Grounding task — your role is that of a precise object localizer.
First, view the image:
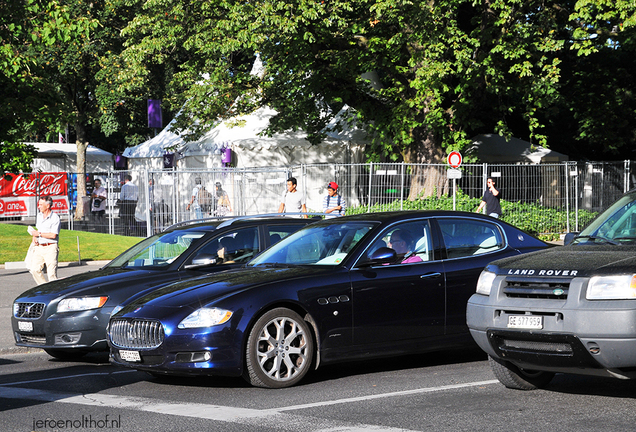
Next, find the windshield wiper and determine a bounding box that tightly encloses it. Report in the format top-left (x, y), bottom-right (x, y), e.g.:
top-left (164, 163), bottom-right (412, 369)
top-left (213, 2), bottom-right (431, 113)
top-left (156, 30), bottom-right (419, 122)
top-left (613, 236), bottom-right (636, 242)
top-left (574, 235), bottom-right (619, 245)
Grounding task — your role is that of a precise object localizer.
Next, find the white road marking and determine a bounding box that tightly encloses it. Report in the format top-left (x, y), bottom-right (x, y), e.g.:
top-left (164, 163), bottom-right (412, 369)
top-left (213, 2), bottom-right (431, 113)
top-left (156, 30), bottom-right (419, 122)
top-left (0, 378), bottom-right (498, 431)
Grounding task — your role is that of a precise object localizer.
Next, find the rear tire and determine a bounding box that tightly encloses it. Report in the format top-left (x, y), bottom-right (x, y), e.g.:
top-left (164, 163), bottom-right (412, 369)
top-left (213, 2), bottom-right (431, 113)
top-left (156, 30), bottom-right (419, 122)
top-left (44, 349), bottom-right (88, 360)
top-left (244, 308), bottom-right (314, 388)
top-left (489, 356), bottom-right (554, 390)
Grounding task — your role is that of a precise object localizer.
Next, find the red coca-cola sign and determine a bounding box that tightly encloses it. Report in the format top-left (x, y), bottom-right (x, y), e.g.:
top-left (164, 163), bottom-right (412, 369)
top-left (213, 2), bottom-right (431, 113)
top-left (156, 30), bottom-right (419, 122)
top-left (0, 173), bottom-right (68, 198)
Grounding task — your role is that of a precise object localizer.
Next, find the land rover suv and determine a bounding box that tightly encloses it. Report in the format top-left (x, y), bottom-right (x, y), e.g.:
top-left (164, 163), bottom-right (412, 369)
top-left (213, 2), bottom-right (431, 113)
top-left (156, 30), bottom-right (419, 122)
top-left (467, 189), bottom-right (636, 390)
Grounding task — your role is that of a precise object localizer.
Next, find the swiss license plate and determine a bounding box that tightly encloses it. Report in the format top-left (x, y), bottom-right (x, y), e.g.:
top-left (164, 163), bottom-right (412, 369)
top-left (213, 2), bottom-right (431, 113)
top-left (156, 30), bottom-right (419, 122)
top-left (119, 350), bottom-right (141, 362)
top-left (18, 321), bottom-right (33, 332)
top-left (507, 315), bottom-right (543, 329)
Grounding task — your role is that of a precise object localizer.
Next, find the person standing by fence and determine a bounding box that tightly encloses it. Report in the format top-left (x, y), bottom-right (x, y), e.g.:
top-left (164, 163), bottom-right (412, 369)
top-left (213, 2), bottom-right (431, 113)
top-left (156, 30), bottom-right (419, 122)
top-left (214, 182), bottom-right (232, 217)
top-left (278, 177), bottom-right (307, 216)
top-left (476, 177), bottom-right (502, 218)
top-left (119, 174), bottom-right (138, 231)
top-left (186, 177), bottom-right (204, 219)
top-left (323, 181), bottom-right (346, 217)
top-left (29, 195), bottom-right (61, 285)
top-left (91, 178), bottom-right (107, 232)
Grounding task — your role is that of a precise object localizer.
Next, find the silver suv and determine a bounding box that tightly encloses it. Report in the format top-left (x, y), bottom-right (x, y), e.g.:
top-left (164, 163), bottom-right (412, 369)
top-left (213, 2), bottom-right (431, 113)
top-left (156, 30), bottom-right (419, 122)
top-left (467, 190), bottom-right (636, 389)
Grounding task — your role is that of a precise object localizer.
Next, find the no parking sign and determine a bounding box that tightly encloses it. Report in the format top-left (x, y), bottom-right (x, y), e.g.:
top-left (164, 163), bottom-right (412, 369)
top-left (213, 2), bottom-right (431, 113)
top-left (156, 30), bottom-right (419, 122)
top-left (447, 151), bottom-right (462, 168)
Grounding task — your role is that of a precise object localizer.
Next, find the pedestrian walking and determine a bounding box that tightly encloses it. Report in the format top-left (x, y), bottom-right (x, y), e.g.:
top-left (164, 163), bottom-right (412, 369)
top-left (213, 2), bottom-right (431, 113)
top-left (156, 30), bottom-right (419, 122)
top-left (29, 195), bottom-right (61, 285)
top-left (476, 177), bottom-right (502, 218)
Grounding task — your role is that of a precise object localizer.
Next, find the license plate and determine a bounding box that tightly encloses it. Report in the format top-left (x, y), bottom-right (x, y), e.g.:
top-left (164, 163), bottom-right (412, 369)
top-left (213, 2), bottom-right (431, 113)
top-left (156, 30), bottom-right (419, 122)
top-left (119, 350), bottom-right (141, 362)
top-left (18, 321), bottom-right (33, 332)
top-left (507, 315), bottom-right (543, 329)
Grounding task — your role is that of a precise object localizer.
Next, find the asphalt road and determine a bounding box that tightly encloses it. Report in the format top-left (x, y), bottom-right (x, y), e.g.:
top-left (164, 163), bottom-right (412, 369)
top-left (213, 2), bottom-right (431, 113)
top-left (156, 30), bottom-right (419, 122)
top-left (0, 262), bottom-right (108, 354)
top-left (3, 259), bottom-right (636, 432)
top-left (2, 347), bottom-right (636, 432)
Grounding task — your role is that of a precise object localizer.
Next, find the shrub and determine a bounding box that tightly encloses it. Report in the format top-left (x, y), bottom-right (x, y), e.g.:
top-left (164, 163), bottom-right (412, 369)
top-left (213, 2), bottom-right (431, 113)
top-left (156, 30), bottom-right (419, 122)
top-left (346, 192), bottom-right (597, 240)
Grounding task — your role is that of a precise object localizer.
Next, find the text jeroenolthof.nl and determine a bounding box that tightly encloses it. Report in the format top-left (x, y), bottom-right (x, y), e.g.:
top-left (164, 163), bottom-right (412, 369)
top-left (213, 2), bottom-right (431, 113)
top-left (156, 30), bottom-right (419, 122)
top-left (33, 414), bottom-right (121, 430)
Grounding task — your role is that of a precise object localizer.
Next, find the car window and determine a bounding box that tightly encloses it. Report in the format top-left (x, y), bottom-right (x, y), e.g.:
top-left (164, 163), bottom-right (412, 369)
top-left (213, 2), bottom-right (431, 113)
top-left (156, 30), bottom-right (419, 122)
top-left (192, 227), bottom-right (260, 265)
top-left (108, 231), bottom-right (207, 268)
top-left (267, 224), bottom-right (306, 244)
top-left (250, 222), bottom-right (376, 266)
top-left (368, 220), bottom-right (433, 264)
top-left (438, 218), bottom-right (504, 259)
top-left (580, 194), bottom-right (636, 242)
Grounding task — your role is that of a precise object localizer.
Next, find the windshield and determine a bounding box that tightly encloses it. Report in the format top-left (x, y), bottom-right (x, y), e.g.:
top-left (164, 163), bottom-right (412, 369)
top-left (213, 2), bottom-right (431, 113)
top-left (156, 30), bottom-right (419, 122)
top-left (107, 230), bottom-right (207, 269)
top-left (577, 192), bottom-right (636, 244)
top-left (249, 221), bottom-right (376, 266)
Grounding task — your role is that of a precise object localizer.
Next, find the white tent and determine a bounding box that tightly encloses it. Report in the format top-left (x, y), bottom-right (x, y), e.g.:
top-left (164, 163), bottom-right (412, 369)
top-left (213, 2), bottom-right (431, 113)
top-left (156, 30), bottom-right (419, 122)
top-left (122, 104), bottom-right (367, 170)
top-left (469, 134), bottom-right (568, 163)
top-left (28, 143), bottom-right (114, 173)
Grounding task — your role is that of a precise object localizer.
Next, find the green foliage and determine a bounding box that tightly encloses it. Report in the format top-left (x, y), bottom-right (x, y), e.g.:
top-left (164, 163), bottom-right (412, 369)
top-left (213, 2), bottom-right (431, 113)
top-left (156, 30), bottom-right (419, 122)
top-left (346, 192), bottom-right (598, 240)
top-left (0, 143), bottom-right (38, 174)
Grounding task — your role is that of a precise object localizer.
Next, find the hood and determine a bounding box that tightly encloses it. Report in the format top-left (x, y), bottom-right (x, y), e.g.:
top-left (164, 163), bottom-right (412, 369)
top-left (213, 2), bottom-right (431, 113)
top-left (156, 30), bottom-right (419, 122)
top-left (14, 268), bottom-right (181, 302)
top-left (491, 245), bottom-right (636, 278)
top-left (120, 266), bottom-right (324, 312)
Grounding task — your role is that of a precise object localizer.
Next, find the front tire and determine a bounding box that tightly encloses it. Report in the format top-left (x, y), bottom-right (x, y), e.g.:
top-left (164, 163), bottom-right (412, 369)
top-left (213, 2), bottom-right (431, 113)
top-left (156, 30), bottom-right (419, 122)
top-left (489, 356), bottom-right (554, 390)
top-left (244, 308), bottom-right (314, 388)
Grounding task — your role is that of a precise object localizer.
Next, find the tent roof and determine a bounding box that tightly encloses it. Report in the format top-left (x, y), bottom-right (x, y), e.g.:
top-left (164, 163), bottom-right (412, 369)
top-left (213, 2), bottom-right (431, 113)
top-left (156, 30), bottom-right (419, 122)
top-left (27, 142), bottom-right (113, 161)
top-left (123, 105), bottom-right (367, 159)
top-left (469, 134), bottom-right (568, 163)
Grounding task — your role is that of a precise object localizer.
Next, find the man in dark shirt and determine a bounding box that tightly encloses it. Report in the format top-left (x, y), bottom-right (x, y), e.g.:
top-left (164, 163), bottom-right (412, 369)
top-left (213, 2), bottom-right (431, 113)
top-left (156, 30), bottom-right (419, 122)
top-left (476, 177), bottom-right (502, 218)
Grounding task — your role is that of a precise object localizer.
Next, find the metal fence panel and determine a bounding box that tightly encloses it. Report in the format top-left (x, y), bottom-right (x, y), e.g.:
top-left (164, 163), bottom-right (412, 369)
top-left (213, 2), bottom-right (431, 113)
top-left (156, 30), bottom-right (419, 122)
top-left (10, 160), bottom-right (636, 239)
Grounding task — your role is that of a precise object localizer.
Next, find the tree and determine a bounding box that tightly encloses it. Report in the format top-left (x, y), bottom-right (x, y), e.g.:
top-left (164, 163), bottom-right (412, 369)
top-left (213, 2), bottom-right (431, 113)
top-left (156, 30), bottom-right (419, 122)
top-left (109, 0), bottom-right (636, 193)
top-left (8, 0), bottom-right (150, 218)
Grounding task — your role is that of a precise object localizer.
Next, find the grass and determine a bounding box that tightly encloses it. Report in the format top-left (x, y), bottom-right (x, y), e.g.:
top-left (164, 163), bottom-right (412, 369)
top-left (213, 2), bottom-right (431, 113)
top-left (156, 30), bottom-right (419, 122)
top-left (0, 223), bottom-right (142, 264)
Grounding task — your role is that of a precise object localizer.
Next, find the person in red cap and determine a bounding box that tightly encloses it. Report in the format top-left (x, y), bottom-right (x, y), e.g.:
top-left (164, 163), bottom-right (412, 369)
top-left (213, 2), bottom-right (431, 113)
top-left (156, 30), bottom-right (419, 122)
top-left (323, 181), bottom-right (346, 218)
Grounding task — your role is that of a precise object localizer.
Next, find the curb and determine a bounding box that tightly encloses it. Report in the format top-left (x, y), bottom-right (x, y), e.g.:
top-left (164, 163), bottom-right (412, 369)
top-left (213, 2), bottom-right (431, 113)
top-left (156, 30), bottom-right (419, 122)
top-left (1, 260), bottom-right (110, 270)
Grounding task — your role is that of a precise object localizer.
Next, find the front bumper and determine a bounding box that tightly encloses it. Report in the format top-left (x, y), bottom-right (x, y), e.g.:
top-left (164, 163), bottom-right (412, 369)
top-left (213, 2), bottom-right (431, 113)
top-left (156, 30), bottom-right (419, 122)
top-left (12, 308), bottom-right (111, 352)
top-left (467, 277), bottom-right (636, 378)
top-left (108, 322), bottom-right (244, 377)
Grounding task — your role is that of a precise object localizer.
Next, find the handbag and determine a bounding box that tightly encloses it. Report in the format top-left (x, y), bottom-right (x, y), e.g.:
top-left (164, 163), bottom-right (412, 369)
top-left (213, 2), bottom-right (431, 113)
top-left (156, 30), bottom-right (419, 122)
top-left (93, 198), bottom-right (104, 207)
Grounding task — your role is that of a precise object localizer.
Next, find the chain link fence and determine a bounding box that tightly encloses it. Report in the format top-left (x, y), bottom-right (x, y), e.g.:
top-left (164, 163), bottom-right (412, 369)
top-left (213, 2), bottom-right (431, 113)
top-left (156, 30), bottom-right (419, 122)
top-left (9, 161), bottom-right (634, 239)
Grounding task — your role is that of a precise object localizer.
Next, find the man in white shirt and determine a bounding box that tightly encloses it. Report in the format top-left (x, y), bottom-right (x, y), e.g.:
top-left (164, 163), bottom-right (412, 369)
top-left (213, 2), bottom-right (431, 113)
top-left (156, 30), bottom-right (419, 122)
top-left (91, 178), bottom-right (107, 231)
top-left (30, 195), bottom-right (61, 285)
top-left (278, 177), bottom-right (307, 216)
top-left (186, 177), bottom-right (204, 219)
top-left (119, 174), bottom-right (138, 230)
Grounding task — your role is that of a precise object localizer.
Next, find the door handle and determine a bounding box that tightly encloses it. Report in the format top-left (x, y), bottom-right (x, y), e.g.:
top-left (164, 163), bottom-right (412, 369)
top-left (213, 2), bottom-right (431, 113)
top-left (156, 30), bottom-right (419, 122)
top-left (420, 272), bottom-right (442, 279)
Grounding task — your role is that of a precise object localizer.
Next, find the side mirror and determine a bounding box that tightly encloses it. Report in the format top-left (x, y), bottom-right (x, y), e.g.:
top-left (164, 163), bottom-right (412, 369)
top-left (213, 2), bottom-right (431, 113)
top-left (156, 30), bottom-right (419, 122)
top-left (563, 232), bottom-right (579, 246)
top-left (358, 247), bottom-right (398, 267)
top-left (184, 254), bottom-right (218, 269)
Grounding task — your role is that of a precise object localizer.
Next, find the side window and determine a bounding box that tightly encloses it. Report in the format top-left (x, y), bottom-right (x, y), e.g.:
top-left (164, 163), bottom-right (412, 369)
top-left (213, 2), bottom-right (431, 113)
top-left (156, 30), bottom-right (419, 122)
top-left (193, 227), bottom-right (259, 265)
top-left (437, 219), bottom-right (504, 259)
top-left (267, 224), bottom-right (305, 245)
top-left (368, 220), bottom-right (433, 264)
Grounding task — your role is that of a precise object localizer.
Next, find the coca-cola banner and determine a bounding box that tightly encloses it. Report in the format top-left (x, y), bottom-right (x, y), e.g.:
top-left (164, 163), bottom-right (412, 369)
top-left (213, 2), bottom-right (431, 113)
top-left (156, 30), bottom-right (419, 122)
top-left (0, 173), bottom-right (70, 217)
top-left (0, 172), bottom-right (68, 198)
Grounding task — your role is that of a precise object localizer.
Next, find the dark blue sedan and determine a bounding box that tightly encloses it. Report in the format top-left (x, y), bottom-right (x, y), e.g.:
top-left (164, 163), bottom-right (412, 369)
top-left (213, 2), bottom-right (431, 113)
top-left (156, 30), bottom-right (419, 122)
top-left (12, 216), bottom-right (311, 359)
top-left (108, 211), bottom-right (550, 388)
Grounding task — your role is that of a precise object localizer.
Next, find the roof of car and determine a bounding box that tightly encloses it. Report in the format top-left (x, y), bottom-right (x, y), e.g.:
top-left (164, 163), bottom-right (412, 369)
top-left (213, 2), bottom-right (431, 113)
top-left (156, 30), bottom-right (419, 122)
top-left (167, 213), bottom-right (319, 233)
top-left (323, 210), bottom-right (506, 223)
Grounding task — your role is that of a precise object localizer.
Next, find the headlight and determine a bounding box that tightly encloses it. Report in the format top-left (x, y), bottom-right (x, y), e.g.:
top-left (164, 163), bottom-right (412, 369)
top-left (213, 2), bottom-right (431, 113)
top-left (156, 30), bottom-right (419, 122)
top-left (476, 270), bottom-right (497, 296)
top-left (57, 297), bottom-right (108, 313)
top-left (178, 308), bottom-right (233, 329)
top-left (587, 275), bottom-right (636, 300)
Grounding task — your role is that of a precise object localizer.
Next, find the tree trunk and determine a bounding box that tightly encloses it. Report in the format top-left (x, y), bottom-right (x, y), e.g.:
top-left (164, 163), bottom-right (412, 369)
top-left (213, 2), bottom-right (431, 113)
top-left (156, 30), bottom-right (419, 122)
top-left (74, 121), bottom-right (89, 220)
top-left (404, 127), bottom-right (449, 200)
